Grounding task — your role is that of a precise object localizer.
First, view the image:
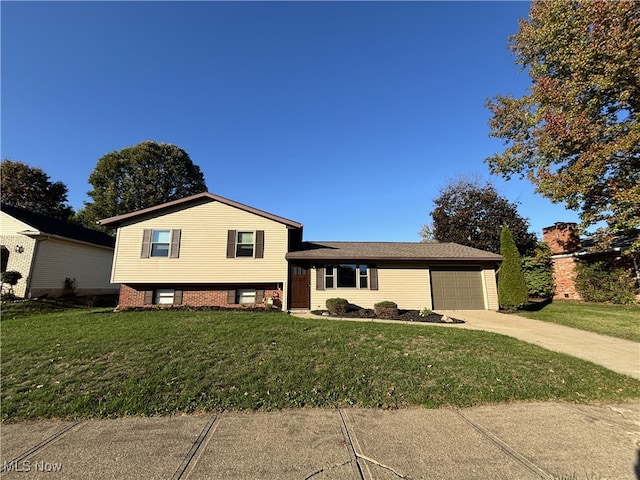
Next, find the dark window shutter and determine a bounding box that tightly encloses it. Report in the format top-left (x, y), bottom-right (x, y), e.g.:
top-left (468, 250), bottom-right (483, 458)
top-left (143, 290), bottom-right (153, 304)
top-left (255, 289), bottom-right (264, 304)
top-left (227, 289), bottom-right (236, 304)
top-left (141, 229), bottom-right (152, 258)
top-left (169, 229), bottom-right (181, 258)
top-left (255, 230), bottom-right (265, 258)
top-left (316, 267), bottom-right (325, 291)
top-left (369, 265), bottom-right (378, 291)
top-left (173, 289), bottom-right (183, 305)
top-left (227, 230), bottom-right (236, 258)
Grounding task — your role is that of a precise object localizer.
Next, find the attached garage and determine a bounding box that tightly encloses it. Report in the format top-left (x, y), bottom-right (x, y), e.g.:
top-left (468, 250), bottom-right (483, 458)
top-left (286, 242), bottom-right (502, 311)
top-left (430, 267), bottom-right (485, 310)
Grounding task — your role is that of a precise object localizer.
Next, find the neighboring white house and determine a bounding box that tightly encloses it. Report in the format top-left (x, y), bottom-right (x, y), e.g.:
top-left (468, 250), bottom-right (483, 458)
top-left (1, 203), bottom-right (118, 298)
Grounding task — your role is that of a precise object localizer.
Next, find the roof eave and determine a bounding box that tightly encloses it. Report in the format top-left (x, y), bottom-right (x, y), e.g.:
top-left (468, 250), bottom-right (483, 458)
top-left (285, 254), bottom-right (501, 262)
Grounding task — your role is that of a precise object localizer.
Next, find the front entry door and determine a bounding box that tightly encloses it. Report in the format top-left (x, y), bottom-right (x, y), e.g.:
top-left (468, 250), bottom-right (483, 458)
top-left (290, 264), bottom-right (310, 309)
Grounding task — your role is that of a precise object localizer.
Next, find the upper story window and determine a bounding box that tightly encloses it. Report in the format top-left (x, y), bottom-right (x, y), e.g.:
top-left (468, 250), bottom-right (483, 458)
top-left (236, 232), bottom-right (254, 257)
top-left (141, 229), bottom-right (181, 258)
top-left (226, 230), bottom-right (264, 259)
top-left (151, 230), bottom-right (171, 257)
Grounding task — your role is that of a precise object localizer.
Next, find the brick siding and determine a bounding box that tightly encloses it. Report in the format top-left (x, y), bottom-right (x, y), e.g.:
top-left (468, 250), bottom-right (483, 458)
top-left (118, 284), bottom-right (283, 309)
top-left (550, 256), bottom-right (582, 300)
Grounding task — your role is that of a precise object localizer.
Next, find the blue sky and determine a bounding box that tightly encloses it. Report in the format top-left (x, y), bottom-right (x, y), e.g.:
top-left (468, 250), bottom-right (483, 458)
top-left (2, 1), bottom-right (582, 242)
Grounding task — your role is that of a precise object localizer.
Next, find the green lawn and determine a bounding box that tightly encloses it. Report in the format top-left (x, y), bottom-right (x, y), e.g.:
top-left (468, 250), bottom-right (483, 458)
top-left (2, 308), bottom-right (639, 421)
top-left (517, 300), bottom-right (640, 342)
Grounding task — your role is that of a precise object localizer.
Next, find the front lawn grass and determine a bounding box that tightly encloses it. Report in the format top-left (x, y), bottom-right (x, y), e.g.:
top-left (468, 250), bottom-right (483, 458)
top-left (2, 309), bottom-right (639, 421)
top-left (517, 300), bottom-right (640, 342)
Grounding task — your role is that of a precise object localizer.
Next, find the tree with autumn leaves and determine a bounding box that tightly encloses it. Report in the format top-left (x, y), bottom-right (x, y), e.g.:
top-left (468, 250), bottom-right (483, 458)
top-left (487, 0), bottom-right (640, 251)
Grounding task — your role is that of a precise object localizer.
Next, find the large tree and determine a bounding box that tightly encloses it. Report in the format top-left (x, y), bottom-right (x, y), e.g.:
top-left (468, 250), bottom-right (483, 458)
top-left (486, 0), bottom-right (640, 250)
top-left (0, 159), bottom-right (74, 221)
top-left (79, 141), bottom-right (208, 226)
top-left (421, 178), bottom-right (538, 256)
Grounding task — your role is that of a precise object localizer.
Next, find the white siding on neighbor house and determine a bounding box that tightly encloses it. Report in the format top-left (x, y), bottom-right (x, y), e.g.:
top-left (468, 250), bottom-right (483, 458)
top-left (29, 238), bottom-right (117, 296)
top-left (111, 200), bottom-right (291, 306)
top-left (1, 212), bottom-right (38, 298)
top-left (310, 264), bottom-right (432, 311)
top-left (1, 212), bottom-right (32, 234)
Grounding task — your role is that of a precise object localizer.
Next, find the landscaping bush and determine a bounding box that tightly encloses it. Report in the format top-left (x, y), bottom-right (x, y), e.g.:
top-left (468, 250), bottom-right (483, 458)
top-left (575, 260), bottom-right (637, 304)
top-left (498, 224), bottom-right (528, 310)
top-left (522, 242), bottom-right (555, 298)
top-left (1, 271), bottom-right (22, 299)
top-left (326, 298), bottom-right (349, 315)
top-left (374, 301), bottom-right (398, 319)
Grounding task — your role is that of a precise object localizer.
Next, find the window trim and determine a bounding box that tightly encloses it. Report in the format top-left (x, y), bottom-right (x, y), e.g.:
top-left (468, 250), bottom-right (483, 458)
top-left (226, 230), bottom-right (265, 259)
top-left (145, 288), bottom-right (183, 306)
top-left (236, 231), bottom-right (255, 258)
top-left (141, 229), bottom-right (181, 258)
top-left (324, 264), bottom-right (371, 289)
top-left (151, 230), bottom-right (171, 257)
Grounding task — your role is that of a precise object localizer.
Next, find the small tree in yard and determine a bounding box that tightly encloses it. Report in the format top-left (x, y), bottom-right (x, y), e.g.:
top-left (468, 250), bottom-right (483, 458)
top-left (522, 242), bottom-right (555, 299)
top-left (1, 271), bottom-right (23, 299)
top-left (498, 224), bottom-right (528, 310)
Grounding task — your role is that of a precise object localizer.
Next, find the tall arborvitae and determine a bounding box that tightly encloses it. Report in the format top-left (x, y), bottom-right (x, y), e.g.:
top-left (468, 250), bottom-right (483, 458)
top-left (498, 224), bottom-right (528, 310)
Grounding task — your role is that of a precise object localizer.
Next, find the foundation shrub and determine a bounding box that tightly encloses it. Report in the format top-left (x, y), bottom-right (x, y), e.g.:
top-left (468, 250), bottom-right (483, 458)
top-left (374, 301), bottom-right (398, 319)
top-left (326, 298), bottom-right (349, 315)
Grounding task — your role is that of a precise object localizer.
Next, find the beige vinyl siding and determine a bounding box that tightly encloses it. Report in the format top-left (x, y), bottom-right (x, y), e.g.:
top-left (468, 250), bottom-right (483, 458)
top-left (483, 267), bottom-right (499, 310)
top-left (29, 238), bottom-right (116, 296)
top-left (311, 264), bottom-right (431, 310)
top-left (111, 201), bottom-right (291, 305)
top-left (0, 212), bottom-right (32, 234)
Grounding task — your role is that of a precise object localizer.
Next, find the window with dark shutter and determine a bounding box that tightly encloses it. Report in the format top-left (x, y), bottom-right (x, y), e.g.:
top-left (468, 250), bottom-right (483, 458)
top-left (369, 265), bottom-right (378, 291)
top-left (227, 230), bottom-right (236, 258)
top-left (143, 290), bottom-right (153, 304)
top-left (316, 267), bottom-right (325, 291)
top-left (169, 230), bottom-right (181, 258)
top-left (227, 289), bottom-right (236, 304)
top-left (255, 230), bottom-right (264, 258)
top-left (141, 230), bottom-right (152, 258)
top-left (173, 289), bottom-right (183, 305)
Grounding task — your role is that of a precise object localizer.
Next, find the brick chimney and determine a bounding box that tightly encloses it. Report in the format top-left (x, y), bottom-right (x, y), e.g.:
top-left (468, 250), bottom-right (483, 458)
top-left (542, 222), bottom-right (582, 254)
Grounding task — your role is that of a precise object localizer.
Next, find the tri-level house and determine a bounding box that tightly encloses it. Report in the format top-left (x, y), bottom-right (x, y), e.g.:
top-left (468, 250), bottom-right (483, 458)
top-left (100, 192), bottom-right (501, 311)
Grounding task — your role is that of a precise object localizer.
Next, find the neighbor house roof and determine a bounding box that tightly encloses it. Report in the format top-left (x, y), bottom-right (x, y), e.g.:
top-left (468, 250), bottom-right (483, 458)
top-left (286, 241), bottom-right (502, 262)
top-left (98, 192), bottom-right (303, 229)
top-left (1, 203), bottom-right (115, 249)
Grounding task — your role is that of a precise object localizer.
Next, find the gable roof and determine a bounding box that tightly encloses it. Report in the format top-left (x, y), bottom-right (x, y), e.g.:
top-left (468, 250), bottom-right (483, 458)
top-left (98, 192), bottom-right (303, 229)
top-left (286, 241), bottom-right (502, 262)
top-left (1, 203), bottom-right (115, 249)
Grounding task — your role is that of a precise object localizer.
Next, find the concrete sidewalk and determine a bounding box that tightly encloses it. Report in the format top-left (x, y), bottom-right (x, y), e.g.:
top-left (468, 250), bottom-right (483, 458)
top-left (2, 402), bottom-right (639, 479)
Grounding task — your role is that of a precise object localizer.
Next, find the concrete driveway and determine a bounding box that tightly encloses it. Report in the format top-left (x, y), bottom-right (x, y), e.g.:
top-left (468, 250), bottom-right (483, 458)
top-left (437, 309), bottom-right (640, 380)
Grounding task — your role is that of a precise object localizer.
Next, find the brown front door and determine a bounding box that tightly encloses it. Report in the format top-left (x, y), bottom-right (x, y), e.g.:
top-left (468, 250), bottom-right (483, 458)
top-left (290, 264), bottom-right (310, 309)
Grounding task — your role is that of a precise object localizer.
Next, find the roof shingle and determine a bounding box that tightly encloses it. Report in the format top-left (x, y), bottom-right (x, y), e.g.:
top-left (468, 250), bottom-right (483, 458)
top-left (1, 203), bottom-right (115, 248)
top-left (286, 241), bottom-right (501, 261)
